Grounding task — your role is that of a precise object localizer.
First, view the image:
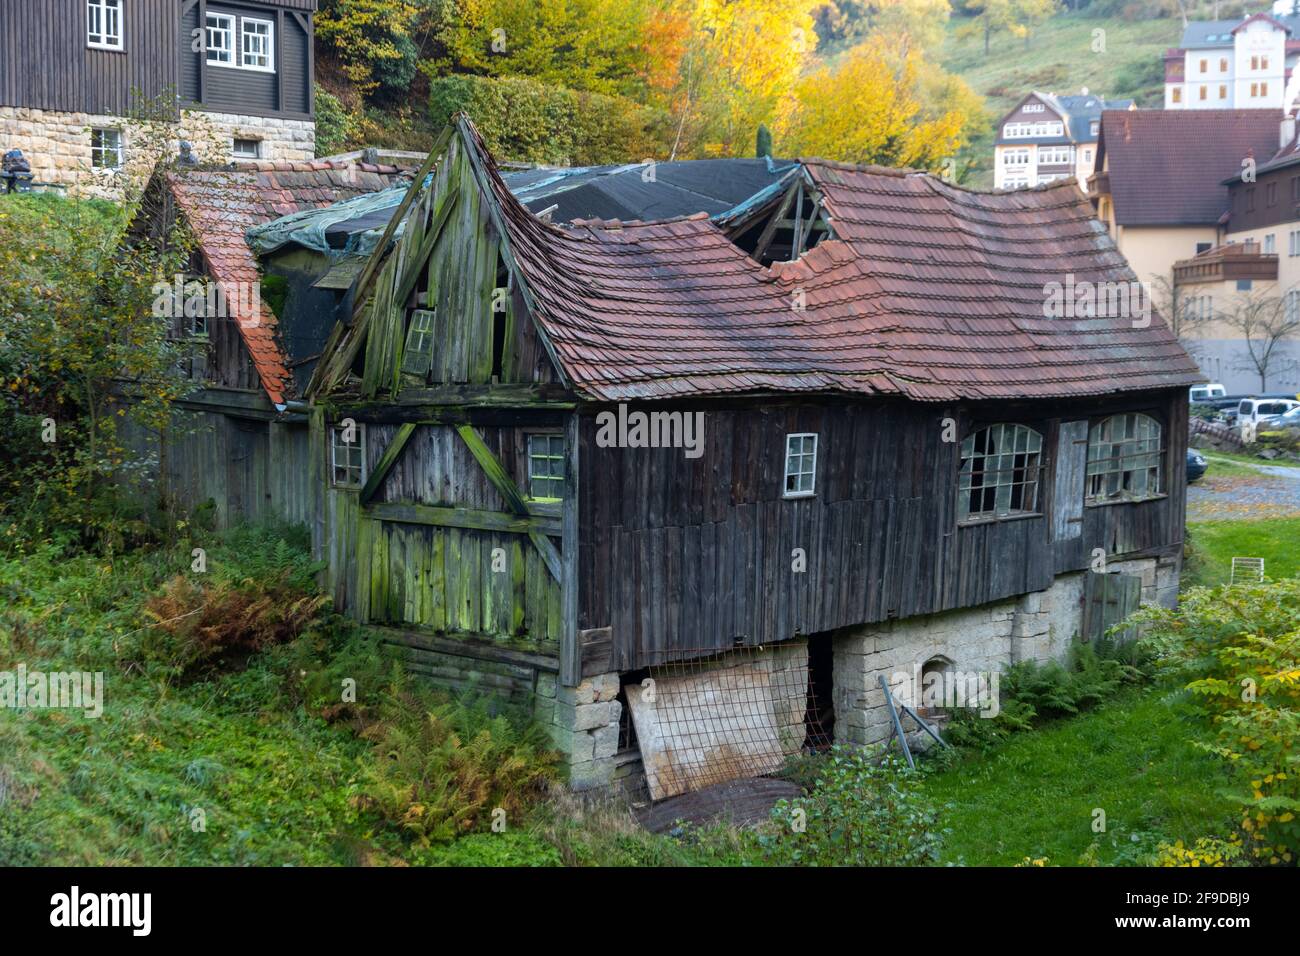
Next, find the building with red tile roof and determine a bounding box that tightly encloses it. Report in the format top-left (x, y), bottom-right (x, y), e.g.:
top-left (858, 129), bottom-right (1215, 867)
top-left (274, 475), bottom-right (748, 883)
top-left (307, 118), bottom-right (1202, 791)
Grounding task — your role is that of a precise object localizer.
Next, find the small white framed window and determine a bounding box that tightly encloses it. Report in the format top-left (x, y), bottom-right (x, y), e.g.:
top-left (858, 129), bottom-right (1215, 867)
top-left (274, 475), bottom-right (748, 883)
top-left (206, 12), bottom-right (235, 66)
top-left (1086, 413), bottom-right (1163, 504)
top-left (331, 423), bottom-right (366, 489)
top-left (232, 138), bottom-right (261, 159)
top-left (90, 128), bottom-right (123, 169)
top-left (958, 423), bottom-right (1043, 522)
top-left (526, 433), bottom-right (565, 501)
top-left (87, 0), bottom-right (123, 51)
top-left (783, 433), bottom-right (817, 498)
top-left (240, 17), bottom-right (275, 72)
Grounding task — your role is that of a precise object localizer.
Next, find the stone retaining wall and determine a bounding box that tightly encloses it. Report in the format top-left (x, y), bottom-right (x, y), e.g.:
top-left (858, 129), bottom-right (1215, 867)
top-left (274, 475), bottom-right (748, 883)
top-left (1, 106), bottom-right (314, 198)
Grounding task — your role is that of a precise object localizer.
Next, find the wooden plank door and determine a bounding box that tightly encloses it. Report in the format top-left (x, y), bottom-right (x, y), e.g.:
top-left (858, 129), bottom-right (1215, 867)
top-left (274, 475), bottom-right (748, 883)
top-left (1052, 420), bottom-right (1089, 542)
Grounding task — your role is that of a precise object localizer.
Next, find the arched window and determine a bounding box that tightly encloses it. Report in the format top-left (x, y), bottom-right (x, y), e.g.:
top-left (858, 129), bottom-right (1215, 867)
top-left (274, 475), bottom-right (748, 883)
top-left (958, 424), bottom-right (1044, 522)
top-left (1086, 413), bottom-right (1163, 503)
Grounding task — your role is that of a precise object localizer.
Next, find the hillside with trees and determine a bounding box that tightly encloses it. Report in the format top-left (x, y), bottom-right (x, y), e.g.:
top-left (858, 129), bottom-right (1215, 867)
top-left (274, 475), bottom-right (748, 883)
top-left (309, 1), bottom-right (1248, 184)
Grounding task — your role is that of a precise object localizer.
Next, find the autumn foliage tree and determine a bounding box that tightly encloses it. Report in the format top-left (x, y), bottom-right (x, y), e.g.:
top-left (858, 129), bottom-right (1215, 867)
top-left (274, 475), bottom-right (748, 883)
top-left (780, 37), bottom-right (979, 172)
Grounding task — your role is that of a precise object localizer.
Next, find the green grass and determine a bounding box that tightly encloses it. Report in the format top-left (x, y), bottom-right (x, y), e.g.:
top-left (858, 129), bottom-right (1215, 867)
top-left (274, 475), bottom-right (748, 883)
top-left (1203, 449), bottom-right (1300, 472)
top-left (1184, 517), bottom-right (1300, 588)
top-left (939, 11), bottom-right (1178, 186)
top-left (924, 687), bottom-right (1234, 866)
top-left (941, 12), bottom-right (1178, 117)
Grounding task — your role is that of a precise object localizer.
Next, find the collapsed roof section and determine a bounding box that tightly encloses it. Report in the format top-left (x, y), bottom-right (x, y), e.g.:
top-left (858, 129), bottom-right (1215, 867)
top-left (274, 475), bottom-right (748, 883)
top-left (314, 116), bottom-right (1203, 406)
top-left (161, 159), bottom-right (409, 405)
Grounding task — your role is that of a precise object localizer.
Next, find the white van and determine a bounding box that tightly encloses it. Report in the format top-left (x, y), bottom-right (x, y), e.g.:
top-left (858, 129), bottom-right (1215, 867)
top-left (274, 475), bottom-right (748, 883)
top-left (1190, 384), bottom-right (1227, 402)
top-left (1238, 398), bottom-right (1300, 439)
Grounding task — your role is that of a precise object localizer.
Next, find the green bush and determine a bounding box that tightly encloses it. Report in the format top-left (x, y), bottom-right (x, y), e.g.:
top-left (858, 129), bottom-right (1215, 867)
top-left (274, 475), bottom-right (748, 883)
top-left (1135, 580), bottom-right (1300, 864)
top-left (314, 87), bottom-right (359, 156)
top-left (942, 641), bottom-right (1148, 750)
top-left (758, 747), bottom-right (947, 866)
top-left (428, 74), bottom-right (670, 165)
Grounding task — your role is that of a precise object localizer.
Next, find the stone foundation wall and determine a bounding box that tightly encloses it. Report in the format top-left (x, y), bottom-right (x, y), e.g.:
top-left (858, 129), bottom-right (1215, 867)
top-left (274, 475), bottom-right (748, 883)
top-left (537, 672), bottom-right (622, 791)
top-left (831, 558), bottom-right (1171, 749)
top-left (530, 555), bottom-right (1181, 791)
top-left (0, 106), bottom-right (315, 199)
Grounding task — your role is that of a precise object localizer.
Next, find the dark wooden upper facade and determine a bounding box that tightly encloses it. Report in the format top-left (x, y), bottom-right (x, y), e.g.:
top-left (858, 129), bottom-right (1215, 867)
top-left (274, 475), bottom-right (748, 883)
top-left (309, 121), bottom-right (1199, 687)
top-left (0, 0), bottom-right (314, 119)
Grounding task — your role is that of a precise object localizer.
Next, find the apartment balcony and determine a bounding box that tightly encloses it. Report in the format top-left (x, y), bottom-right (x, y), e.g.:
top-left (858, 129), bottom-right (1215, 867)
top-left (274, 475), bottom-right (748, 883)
top-left (1172, 241), bottom-right (1278, 285)
top-left (1087, 170), bottom-right (1109, 200)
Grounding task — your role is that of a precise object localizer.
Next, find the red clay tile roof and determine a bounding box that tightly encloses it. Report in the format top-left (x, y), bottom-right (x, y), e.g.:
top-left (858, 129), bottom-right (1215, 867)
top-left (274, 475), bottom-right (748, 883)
top-left (166, 160), bottom-right (406, 404)
top-left (471, 126), bottom-right (1202, 403)
top-left (1097, 109), bottom-right (1280, 227)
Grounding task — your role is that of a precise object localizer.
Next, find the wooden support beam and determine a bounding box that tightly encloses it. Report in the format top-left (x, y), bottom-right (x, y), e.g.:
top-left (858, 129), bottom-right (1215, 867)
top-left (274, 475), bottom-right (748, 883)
top-left (366, 501), bottom-right (561, 536)
top-left (454, 423), bottom-right (563, 582)
top-left (358, 421), bottom-right (415, 505)
top-left (351, 125), bottom-right (452, 320)
top-left (560, 412), bottom-right (581, 687)
top-left (752, 182), bottom-right (798, 263)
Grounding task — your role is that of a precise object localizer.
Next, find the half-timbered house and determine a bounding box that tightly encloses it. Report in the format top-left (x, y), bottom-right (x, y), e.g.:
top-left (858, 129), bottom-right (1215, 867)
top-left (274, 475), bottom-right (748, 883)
top-left (307, 117), bottom-right (1203, 793)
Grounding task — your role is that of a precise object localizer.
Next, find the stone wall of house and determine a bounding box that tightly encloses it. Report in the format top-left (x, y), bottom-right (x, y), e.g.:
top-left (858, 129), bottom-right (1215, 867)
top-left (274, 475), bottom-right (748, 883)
top-left (527, 554), bottom-right (1181, 791)
top-left (0, 106), bottom-right (314, 199)
top-left (831, 557), bottom-right (1172, 749)
top-left (536, 671), bottom-right (623, 791)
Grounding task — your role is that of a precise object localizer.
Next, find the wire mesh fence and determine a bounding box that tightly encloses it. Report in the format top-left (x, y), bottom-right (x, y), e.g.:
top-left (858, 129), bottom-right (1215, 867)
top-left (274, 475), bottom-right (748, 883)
top-left (623, 641), bottom-right (831, 801)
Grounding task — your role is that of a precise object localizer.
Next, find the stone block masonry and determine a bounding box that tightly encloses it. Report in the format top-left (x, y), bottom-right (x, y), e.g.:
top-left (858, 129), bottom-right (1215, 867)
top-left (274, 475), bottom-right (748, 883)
top-left (831, 558), bottom-right (1169, 749)
top-left (0, 106), bottom-right (315, 199)
top-left (537, 671), bottom-right (623, 791)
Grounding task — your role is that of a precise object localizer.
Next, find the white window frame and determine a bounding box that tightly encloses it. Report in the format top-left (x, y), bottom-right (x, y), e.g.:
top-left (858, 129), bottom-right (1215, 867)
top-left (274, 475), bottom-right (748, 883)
top-left (90, 127), bottom-right (123, 169)
top-left (1285, 289), bottom-right (1300, 323)
top-left (232, 137), bottom-right (262, 159)
top-left (1003, 148), bottom-right (1030, 168)
top-left (240, 17), bottom-right (275, 72)
top-left (330, 423), bottom-right (367, 489)
top-left (1039, 146), bottom-right (1073, 166)
top-left (206, 12), bottom-right (235, 67)
top-left (526, 433), bottom-right (566, 502)
top-left (958, 423), bottom-right (1044, 523)
top-left (87, 0), bottom-right (124, 51)
top-left (783, 433), bottom-right (817, 499)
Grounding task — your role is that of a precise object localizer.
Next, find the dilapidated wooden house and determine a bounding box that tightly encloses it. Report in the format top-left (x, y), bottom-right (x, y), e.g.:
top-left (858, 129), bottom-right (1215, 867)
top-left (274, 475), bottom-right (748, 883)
top-left (301, 117), bottom-right (1203, 794)
top-left (124, 157), bottom-right (407, 526)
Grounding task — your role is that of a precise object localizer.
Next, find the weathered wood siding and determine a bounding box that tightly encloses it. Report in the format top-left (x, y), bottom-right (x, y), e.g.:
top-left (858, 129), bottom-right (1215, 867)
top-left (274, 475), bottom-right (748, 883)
top-left (0, 0), bottom-right (312, 119)
top-left (120, 407), bottom-right (316, 530)
top-left (348, 135), bottom-right (560, 398)
top-left (579, 390), bottom-right (1188, 671)
top-left (322, 420), bottom-right (562, 654)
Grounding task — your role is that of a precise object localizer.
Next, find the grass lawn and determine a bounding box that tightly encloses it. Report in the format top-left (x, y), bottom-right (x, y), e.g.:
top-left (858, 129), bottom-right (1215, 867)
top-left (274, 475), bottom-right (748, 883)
top-left (940, 13), bottom-right (1177, 117)
top-left (924, 687), bottom-right (1234, 866)
top-left (1184, 517), bottom-right (1300, 588)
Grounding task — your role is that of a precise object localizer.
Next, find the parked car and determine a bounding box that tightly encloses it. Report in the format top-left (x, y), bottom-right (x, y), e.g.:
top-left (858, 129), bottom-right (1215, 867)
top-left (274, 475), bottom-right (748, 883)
top-left (1190, 383), bottom-right (1227, 403)
top-left (1277, 405), bottom-right (1300, 429)
top-left (1187, 449), bottom-right (1208, 483)
top-left (1237, 398), bottom-right (1300, 438)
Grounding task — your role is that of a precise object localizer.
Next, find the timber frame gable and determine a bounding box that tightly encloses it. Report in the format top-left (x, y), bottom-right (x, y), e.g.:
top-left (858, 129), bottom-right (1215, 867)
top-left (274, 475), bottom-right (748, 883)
top-left (309, 117), bottom-right (583, 685)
